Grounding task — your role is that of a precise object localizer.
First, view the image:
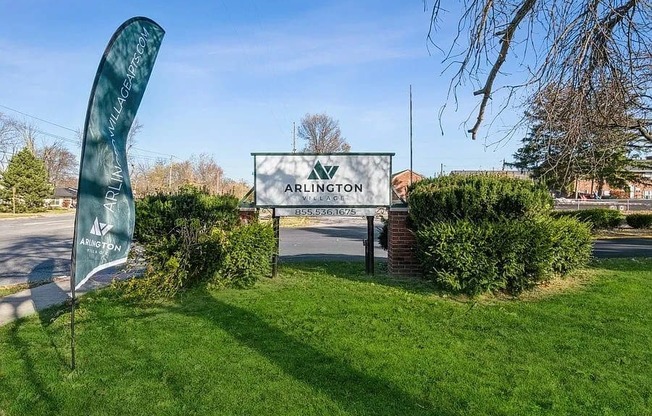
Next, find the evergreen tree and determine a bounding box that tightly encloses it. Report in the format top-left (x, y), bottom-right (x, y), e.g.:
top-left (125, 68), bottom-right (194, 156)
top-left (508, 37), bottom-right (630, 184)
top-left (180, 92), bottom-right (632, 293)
top-left (0, 147), bottom-right (52, 212)
top-left (509, 84), bottom-right (650, 196)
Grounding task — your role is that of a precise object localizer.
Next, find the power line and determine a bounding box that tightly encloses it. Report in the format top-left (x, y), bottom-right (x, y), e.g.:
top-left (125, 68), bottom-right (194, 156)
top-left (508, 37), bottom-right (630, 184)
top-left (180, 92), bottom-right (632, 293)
top-left (1, 103), bottom-right (179, 159)
top-left (0, 103), bottom-right (78, 133)
top-left (34, 129), bottom-right (79, 145)
top-left (130, 146), bottom-right (177, 158)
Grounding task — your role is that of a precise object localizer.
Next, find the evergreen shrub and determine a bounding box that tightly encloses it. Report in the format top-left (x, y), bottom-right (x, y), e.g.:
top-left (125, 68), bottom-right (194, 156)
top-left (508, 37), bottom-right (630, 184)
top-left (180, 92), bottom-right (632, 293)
top-left (378, 218), bottom-right (388, 251)
top-left (212, 222), bottom-right (275, 289)
top-left (408, 175), bottom-right (591, 295)
top-left (552, 208), bottom-right (624, 229)
top-left (626, 213), bottom-right (652, 229)
top-left (408, 174), bottom-right (553, 226)
top-left (128, 186), bottom-right (273, 298)
top-left (416, 217), bottom-right (591, 295)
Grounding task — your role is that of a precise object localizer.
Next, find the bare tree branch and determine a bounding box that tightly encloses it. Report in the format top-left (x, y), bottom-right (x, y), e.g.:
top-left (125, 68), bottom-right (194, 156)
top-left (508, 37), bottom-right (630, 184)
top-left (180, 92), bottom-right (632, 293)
top-left (426, 0), bottom-right (652, 144)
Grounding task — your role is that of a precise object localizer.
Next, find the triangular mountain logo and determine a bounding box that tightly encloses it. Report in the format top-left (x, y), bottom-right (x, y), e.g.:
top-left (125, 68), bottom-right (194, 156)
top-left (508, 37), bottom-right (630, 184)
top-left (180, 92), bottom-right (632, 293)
top-left (308, 161), bottom-right (339, 180)
top-left (90, 217), bottom-right (113, 237)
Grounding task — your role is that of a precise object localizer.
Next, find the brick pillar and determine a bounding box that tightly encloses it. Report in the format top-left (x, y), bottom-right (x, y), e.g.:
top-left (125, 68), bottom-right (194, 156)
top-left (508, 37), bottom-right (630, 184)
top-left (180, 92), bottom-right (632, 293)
top-left (387, 206), bottom-right (421, 276)
top-left (239, 207), bottom-right (257, 224)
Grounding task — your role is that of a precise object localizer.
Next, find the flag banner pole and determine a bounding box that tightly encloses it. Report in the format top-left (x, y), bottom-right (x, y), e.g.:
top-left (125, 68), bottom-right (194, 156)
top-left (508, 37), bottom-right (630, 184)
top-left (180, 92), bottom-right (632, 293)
top-left (70, 283), bottom-right (76, 370)
top-left (70, 17), bottom-right (165, 369)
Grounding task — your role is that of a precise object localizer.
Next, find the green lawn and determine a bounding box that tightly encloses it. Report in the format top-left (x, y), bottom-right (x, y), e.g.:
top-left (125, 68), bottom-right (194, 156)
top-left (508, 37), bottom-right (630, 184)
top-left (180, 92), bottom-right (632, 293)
top-left (1, 259), bottom-right (651, 415)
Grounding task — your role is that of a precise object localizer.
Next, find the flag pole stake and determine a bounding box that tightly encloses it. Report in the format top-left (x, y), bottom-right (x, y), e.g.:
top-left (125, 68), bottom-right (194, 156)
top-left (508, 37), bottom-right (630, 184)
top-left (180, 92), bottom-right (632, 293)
top-left (70, 278), bottom-right (76, 370)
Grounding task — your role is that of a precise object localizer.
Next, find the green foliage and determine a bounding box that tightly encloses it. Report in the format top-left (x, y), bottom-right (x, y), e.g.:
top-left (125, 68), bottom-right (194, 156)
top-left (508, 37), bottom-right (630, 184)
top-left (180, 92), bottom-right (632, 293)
top-left (408, 174), bottom-right (590, 296)
top-left (545, 216), bottom-right (594, 274)
top-left (408, 174), bottom-right (552, 227)
top-left (415, 217), bottom-right (592, 295)
top-left (0, 147), bottom-right (52, 212)
top-left (626, 213), bottom-right (652, 229)
top-left (377, 218), bottom-right (388, 250)
top-left (212, 222), bottom-right (275, 289)
top-left (129, 186), bottom-right (274, 298)
top-left (3, 260), bottom-right (652, 415)
top-left (552, 208), bottom-right (624, 229)
top-left (509, 84), bottom-right (650, 196)
top-left (135, 185), bottom-right (239, 245)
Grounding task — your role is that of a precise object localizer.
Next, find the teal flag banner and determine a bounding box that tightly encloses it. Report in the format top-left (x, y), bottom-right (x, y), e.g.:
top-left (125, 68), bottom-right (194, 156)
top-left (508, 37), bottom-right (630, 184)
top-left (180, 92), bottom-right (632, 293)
top-left (72, 17), bottom-right (165, 290)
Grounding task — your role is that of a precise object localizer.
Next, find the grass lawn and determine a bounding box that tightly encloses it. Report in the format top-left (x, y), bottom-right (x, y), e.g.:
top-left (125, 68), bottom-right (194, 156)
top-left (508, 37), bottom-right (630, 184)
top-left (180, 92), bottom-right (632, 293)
top-left (1, 259), bottom-right (651, 415)
top-left (0, 284), bottom-right (30, 297)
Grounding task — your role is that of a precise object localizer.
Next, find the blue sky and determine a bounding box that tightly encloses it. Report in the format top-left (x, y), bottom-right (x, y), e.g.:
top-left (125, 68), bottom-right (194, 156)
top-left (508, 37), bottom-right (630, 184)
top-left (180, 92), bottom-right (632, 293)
top-left (0, 1), bottom-right (524, 182)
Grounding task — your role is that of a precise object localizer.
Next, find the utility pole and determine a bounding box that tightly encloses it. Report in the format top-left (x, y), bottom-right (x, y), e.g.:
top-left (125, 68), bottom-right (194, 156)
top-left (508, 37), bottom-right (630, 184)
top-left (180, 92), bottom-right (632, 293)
top-left (168, 156), bottom-right (172, 190)
top-left (292, 122), bottom-right (296, 153)
top-left (12, 186), bottom-right (16, 214)
top-left (440, 163), bottom-right (444, 176)
top-left (409, 85), bottom-right (413, 186)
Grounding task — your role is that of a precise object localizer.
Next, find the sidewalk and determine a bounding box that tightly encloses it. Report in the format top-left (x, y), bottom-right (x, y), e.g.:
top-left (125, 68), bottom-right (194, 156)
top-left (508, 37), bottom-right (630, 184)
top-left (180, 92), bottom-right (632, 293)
top-left (0, 270), bottom-right (130, 326)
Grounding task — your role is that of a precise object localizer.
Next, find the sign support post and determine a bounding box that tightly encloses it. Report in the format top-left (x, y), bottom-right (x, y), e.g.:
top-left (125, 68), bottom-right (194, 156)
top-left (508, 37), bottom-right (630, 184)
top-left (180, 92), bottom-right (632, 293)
top-left (253, 153), bottom-right (392, 275)
top-left (272, 208), bottom-right (279, 277)
top-left (366, 216), bottom-right (375, 275)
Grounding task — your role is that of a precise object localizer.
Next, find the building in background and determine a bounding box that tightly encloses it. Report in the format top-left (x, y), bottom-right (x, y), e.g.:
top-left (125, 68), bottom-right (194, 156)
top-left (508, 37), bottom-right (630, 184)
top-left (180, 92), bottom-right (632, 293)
top-left (46, 187), bottom-right (77, 208)
top-left (392, 169), bottom-right (425, 203)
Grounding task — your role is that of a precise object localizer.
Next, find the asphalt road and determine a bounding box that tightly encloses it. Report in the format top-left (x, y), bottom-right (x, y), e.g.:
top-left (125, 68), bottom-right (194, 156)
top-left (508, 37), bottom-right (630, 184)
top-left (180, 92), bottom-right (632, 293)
top-left (592, 238), bottom-right (652, 258)
top-left (0, 213), bottom-right (650, 287)
top-left (279, 218), bottom-right (387, 262)
top-left (0, 213), bottom-right (75, 286)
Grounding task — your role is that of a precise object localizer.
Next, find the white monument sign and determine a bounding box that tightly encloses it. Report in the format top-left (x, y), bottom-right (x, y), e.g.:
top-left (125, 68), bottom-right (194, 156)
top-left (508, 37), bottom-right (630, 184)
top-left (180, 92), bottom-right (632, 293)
top-left (253, 153), bottom-right (393, 208)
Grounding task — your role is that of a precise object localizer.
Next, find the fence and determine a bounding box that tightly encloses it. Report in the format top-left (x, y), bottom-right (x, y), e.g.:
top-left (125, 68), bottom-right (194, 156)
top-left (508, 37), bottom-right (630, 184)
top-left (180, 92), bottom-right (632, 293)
top-left (554, 199), bottom-right (652, 212)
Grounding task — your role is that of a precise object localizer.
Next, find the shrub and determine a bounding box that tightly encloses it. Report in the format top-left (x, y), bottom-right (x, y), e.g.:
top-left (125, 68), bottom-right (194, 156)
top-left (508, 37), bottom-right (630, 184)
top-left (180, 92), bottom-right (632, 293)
top-left (415, 217), bottom-right (592, 295)
top-left (378, 218), bottom-right (388, 250)
top-left (416, 220), bottom-right (501, 295)
top-left (134, 186), bottom-right (239, 265)
top-left (408, 175), bottom-right (552, 228)
top-left (626, 213), bottom-right (652, 229)
top-left (212, 222), bottom-right (275, 289)
top-left (135, 185), bottom-right (239, 244)
top-left (127, 186), bottom-right (274, 298)
top-left (552, 208), bottom-right (624, 229)
top-left (542, 216), bottom-right (593, 275)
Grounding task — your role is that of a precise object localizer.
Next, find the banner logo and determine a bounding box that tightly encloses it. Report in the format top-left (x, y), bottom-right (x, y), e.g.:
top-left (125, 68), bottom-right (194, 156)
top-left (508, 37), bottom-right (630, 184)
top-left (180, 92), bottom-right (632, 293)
top-left (308, 161), bottom-right (339, 180)
top-left (90, 217), bottom-right (114, 236)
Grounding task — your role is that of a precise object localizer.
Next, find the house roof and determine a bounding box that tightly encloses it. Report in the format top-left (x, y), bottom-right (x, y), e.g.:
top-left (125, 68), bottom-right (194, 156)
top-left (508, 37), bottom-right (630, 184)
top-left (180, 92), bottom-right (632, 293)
top-left (392, 169), bottom-right (425, 179)
top-left (53, 187), bottom-right (77, 198)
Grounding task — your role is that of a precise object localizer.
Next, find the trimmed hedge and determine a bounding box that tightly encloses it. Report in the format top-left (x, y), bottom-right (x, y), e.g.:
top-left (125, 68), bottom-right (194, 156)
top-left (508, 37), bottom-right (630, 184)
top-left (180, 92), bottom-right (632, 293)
top-left (409, 175), bottom-right (553, 227)
top-left (408, 174), bottom-right (592, 296)
top-left (552, 208), bottom-right (624, 229)
top-left (415, 217), bottom-right (592, 295)
top-left (626, 213), bottom-right (652, 229)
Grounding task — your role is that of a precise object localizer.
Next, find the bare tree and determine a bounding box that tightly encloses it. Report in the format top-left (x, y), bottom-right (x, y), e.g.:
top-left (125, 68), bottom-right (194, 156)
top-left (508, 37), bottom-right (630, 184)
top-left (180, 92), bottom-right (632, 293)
top-left (191, 153), bottom-right (223, 195)
top-left (0, 113), bottom-right (20, 170)
top-left (426, 0), bottom-right (652, 142)
top-left (36, 141), bottom-right (78, 187)
top-left (510, 83), bottom-right (648, 194)
top-left (9, 120), bottom-right (39, 152)
top-left (221, 178), bottom-right (251, 198)
top-left (141, 160), bottom-right (171, 193)
top-left (298, 113), bottom-right (351, 153)
top-left (127, 118), bottom-right (143, 155)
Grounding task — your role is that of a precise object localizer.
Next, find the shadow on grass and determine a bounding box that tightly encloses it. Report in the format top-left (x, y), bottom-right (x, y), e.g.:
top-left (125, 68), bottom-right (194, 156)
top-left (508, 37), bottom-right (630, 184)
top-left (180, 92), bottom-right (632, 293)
top-left (280, 261), bottom-right (443, 297)
top-left (167, 290), bottom-right (447, 416)
top-left (2, 320), bottom-right (61, 415)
